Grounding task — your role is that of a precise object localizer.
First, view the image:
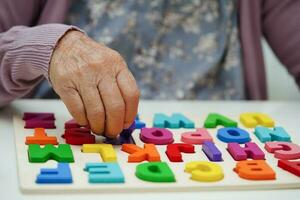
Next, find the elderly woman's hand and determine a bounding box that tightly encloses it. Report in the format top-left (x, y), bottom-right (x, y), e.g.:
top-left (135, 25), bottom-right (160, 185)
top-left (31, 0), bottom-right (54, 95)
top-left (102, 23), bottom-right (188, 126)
top-left (49, 30), bottom-right (140, 138)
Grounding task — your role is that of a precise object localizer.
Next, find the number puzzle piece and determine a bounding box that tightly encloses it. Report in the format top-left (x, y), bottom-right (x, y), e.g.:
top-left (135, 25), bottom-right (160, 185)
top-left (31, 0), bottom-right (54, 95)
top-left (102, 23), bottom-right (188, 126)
top-left (25, 128), bottom-right (58, 145)
top-left (181, 128), bottom-right (213, 144)
top-left (140, 128), bottom-right (174, 145)
top-left (204, 113), bottom-right (237, 128)
top-left (153, 113), bottom-right (194, 129)
top-left (121, 144), bottom-right (161, 162)
top-left (36, 163), bottom-right (72, 184)
top-left (240, 113), bottom-right (275, 128)
top-left (185, 161), bottom-right (224, 182)
top-left (82, 144), bottom-right (117, 162)
top-left (264, 142), bottom-right (300, 160)
top-left (23, 112), bottom-right (56, 129)
top-left (84, 163), bottom-right (125, 183)
top-left (135, 115), bottom-right (146, 129)
top-left (217, 127), bottom-right (251, 144)
top-left (227, 142), bottom-right (265, 161)
top-left (278, 160), bottom-right (300, 177)
top-left (28, 144), bottom-right (74, 163)
top-left (254, 126), bottom-right (291, 143)
top-left (165, 143), bottom-right (195, 162)
top-left (202, 141), bottom-right (223, 161)
top-left (135, 162), bottom-right (175, 182)
top-left (234, 160), bottom-right (276, 180)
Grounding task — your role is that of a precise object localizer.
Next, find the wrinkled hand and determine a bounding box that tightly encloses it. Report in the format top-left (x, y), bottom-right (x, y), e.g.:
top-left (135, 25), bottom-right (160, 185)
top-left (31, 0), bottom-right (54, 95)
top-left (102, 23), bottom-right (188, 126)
top-left (49, 30), bottom-right (139, 138)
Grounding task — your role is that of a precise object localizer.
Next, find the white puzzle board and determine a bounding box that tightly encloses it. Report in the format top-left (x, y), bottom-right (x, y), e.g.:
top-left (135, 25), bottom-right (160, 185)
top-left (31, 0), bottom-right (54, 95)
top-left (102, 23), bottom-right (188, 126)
top-left (12, 100), bottom-right (300, 193)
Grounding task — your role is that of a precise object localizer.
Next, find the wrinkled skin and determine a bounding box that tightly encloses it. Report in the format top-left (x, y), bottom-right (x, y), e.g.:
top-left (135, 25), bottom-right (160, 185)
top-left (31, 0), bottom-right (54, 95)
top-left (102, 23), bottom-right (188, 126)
top-left (49, 30), bottom-right (140, 138)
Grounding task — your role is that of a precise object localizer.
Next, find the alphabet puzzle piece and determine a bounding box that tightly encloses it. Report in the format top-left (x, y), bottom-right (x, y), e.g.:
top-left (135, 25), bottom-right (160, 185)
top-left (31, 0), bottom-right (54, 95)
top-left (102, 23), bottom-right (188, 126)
top-left (135, 162), bottom-right (175, 182)
top-left (104, 121), bottom-right (136, 145)
top-left (204, 113), bottom-right (237, 128)
top-left (135, 115), bottom-right (146, 129)
top-left (265, 142), bottom-right (300, 160)
top-left (202, 141), bottom-right (223, 162)
top-left (140, 128), bottom-right (174, 145)
top-left (254, 126), bottom-right (291, 143)
top-left (227, 142), bottom-right (265, 161)
top-left (278, 160), bottom-right (300, 177)
top-left (121, 144), bottom-right (161, 162)
top-left (36, 163), bottom-right (72, 184)
top-left (82, 144), bottom-right (117, 162)
top-left (25, 128), bottom-right (58, 145)
top-left (181, 128), bottom-right (213, 144)
top-left (217, 127), bottom-right (251, 144)
top-left (28, 144), bottom-right (74, 163)
top-left (240, 113), bottom-right (275, 128)
top-left (185, 161), bottom-right (224, 182)
top-left (165, 143), bottom-right (195, 162)
top-left (153, 113), bottom-right (194, 129)
top-left (84, 163), bottom-right (125, 183)
top-left (23, 112), bottom-right (56, 129)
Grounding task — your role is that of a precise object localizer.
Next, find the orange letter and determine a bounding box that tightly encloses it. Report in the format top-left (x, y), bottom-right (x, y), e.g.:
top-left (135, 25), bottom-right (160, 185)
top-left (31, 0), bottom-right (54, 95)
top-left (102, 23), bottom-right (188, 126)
top-left (121, 144), bottom-right (160, 162)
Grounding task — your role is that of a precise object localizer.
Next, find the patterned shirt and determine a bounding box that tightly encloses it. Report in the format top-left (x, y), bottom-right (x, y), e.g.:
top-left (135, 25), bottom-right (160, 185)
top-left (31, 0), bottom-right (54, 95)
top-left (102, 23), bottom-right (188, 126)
top-left (35, 0), bottom-right (245, 100)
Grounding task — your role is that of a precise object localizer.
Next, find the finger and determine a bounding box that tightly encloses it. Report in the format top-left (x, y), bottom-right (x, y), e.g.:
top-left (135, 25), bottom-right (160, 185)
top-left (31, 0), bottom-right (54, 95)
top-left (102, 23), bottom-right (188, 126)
top-left (58, 88), bottom-right (88, 126)
top-left (98, 75), bottom-right (125, 138)
top-left (80, 85), bottom-right (105, 135)
top-left (117, 69), bottom-right (140, 128)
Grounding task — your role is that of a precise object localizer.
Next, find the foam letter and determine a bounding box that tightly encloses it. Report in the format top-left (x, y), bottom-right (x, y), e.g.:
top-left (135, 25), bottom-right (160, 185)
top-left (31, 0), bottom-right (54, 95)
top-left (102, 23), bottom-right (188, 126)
top-left (140, 128), bottom-right (174, 145)
top-left (217, 127), bottom-right (251, 143)
top-left (135, 162), bottom-right (175, 182)
top-left (227, 142), bottom-right (265, 161)
top-left (23, 112), bottom-right (56, 129)
top-left (153, 113), bottom-right (194, 128)
top-left (36, 163), bottom-right (72, 184)
top-left (202, 141), bottom-right (223, 161)
top-left (265, 142), bottom-right (300, 160)
top-left (121, 144), bottom-right (160, 162)
top-left (28, 144), bottom-right (74, 163)
top-left (254, 126), bottom-right (291, 143)
top-left (135, 115), bottom-right (146, 129)
top-left (204, 113), bottom-right (237, 128)
top-left (185, 161), bottom-right (224, 182)
top-left (234, 160), bottom-right (276, 180)
top-left (165, 143), bottom-right (195, 162)
top-left (82, 144), bottom-right (117, 162)
top-left (181, 128), bottom-right (213, 144)
top-left (25, 128), bottom-right (58, 145)
top-left (240, 113), bottom-right (274, 128)
top-left (278, 160), bottom-right (300, 177)
top-left (84, 163), bottom-right (125, 183)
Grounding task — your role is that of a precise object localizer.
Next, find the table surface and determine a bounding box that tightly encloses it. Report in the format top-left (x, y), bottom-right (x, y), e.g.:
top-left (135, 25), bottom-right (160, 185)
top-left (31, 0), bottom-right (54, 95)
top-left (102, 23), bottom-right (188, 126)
top-left (1, 100), bottom-right (300, 200)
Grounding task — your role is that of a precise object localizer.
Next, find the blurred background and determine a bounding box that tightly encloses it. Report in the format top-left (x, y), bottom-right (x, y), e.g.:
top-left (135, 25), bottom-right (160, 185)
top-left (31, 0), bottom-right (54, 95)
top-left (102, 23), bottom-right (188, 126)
top-left (262, 40), bottom-right (300, 100)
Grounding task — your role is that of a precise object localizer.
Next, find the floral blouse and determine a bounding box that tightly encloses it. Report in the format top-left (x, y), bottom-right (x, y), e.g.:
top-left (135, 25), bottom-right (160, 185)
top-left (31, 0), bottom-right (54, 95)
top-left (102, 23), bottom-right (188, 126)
top-left (35, 0), bottom-right (245, 100)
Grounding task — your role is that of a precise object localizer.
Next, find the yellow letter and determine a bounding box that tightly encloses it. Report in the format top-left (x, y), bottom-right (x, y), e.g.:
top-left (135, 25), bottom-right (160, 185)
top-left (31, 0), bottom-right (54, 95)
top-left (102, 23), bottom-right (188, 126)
top-left (185, 161), bottom-right (224, 182)
top-left (240, 113), bottom-right (275, 128)
top-left (82, 144), bottom-right (117, 162)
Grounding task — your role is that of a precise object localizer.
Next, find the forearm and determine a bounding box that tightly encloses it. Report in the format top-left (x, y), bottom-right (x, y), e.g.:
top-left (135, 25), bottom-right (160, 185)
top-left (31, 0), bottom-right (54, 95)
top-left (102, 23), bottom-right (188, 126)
top-left (0, 24), bottom-right (79, 107)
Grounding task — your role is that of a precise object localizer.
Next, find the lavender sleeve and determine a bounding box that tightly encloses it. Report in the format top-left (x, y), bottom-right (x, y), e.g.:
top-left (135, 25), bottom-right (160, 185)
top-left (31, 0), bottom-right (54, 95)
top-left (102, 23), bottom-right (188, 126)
top-left (262, 0), bottom-right (300, 87)
top-left (0, 24), bottom-right (78, 107)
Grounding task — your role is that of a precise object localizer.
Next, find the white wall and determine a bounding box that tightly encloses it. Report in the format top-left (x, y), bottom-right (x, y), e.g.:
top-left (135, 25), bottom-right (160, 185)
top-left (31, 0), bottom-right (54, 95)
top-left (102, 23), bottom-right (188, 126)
top-left (262, 40), bottom-right (300, 100)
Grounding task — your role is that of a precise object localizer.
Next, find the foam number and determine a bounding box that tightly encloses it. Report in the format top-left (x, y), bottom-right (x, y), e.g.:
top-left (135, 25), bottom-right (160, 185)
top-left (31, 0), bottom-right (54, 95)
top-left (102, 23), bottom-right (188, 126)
top-left (121, 144), bottom-right (161, 162)
top-left (36, 163), bottom-right (72, 184)
top-left (165, 143), bottom-right (195, 162)
top-left (135, 162), bottom-right (176, 182)
top-left (185, 161), bottom-right (224, 182)
top-left (23, 112), bottom-right (56, 129)
top-left (153, 113), bottom-right (195, 129)
top-left (217, 127), bottom-right (251, 144)
top-left (140, 128), bottom-right (174, 145)
top-left (264, 142), bottom-right (300, 160)
top-left (204, 113), bottom-right (237, 128)
top-left (227, 142), bottom-right (265, 161)
top-left (181, 128), bottom-right (213, 144)
top-left (234, 160), bottom-right (276, 180)
top-left (84, 163), bottom-right (125, 183)
top-left (28, 144), bottom-right (74, 163)
top-left (25, 128), bottom-right (58, 145)
top-left (81, 144), bottom-right (117, 162)
top-left (254, 126), bottom-right (291, 143)
top-left (240, 113), bottom-right (275, 128)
